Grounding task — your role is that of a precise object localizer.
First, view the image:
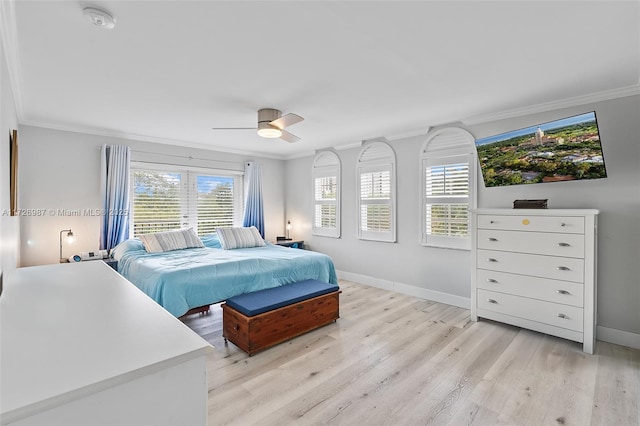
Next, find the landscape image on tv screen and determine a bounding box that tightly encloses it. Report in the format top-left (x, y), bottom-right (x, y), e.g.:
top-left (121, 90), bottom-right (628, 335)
top-left (475, 112), bottom-right (607, 187)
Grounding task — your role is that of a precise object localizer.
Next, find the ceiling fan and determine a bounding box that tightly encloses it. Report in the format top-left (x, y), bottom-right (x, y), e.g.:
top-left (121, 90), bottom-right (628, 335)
top-left (211, 108), bottom-right (304, 143)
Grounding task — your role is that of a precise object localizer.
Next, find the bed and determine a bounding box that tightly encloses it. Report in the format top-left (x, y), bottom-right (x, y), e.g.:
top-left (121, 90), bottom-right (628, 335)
top-left (111, 233), bottom-right (338, 317)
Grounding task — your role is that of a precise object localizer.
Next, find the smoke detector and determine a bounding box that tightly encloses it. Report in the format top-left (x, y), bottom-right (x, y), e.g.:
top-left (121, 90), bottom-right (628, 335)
top-left (82, 7), bottom-right (116, 29)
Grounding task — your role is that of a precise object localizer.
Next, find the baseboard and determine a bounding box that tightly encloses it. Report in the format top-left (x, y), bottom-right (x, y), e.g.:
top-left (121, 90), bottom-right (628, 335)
top-left (336, 270), bottom-right (640, 350)
top-left (596, 325), bottom-right (640, 350)
top-left (336, 270), bottom-right (470, 309)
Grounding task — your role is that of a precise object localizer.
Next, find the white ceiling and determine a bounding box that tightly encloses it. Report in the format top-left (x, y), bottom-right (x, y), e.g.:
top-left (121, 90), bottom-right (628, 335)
top-left (5, 1), bottom-right (640, 159)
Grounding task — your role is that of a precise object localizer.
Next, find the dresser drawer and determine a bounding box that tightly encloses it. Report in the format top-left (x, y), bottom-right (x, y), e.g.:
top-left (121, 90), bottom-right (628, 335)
top-left (477, 229), bottom-right (585, 258)
top-left (477, 215), bottom-right (584, 234)
top-left (477, 249), bottom-right (584, 283)
top-left (478, 289), bottom-right (584, 332)
top-left (476, 269), bottom-right (584, 307)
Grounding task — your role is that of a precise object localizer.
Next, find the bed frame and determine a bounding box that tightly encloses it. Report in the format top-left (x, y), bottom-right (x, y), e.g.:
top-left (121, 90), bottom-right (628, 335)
top-left (180, 305), bottom-right (211, 318)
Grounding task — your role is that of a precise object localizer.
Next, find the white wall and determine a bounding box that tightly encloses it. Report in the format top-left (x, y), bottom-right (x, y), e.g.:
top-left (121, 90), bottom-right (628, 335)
top-left (0, 27), bottom-right (20, 274)
top-left (286, 138), bottom-right (472, 304)
top-left (284, 94), bottom-right (640, 341)
top-left (18, 126), bottom-right (286, 266)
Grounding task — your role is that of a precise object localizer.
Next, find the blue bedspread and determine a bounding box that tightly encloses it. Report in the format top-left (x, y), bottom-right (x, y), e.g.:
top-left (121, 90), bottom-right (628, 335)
top-left (114, 241), bottom-right (338, 317)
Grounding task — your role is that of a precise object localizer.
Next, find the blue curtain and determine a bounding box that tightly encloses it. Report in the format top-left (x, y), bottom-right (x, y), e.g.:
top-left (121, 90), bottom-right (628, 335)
top-left (100, 145), bottom-right (131, 251)
top-left (242, 162), bottom-right (264, 238)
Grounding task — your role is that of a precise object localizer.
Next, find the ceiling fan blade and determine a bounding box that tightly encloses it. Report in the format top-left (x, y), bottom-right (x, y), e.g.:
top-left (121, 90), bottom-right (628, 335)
top-left (270, 113), bottom-right (304, 129)
top-left (279, 130), bottom-right (300, 143)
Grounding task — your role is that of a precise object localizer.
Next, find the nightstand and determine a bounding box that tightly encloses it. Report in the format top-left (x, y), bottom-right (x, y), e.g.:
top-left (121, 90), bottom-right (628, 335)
top-left (103, 259), bottom-right (118, 271)
top-left (275, 240), bottom-right (304, 249)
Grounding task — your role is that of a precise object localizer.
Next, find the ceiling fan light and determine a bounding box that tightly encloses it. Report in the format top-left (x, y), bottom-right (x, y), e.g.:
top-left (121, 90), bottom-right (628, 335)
top-left (257, 127), bottom-right (282, 138)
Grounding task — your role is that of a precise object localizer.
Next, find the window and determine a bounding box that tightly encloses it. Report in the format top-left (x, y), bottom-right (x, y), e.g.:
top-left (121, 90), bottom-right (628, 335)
top-left (420, 128), bottom-right (476, 250)
top-left (196, 175), bottom-right (238, 235)
top-left (312, 151), bottom-right (341, 238)
top-left (132, 170), bottom-right (183, 235)
top-left (357, 141), bottom-right (396, 242)
top-left (131, 164), bottom-right (243, 237)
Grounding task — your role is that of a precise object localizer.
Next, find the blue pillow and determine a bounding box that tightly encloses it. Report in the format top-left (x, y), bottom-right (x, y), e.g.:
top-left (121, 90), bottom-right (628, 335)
top-left (111, 238), bottom-right (145, 260)
top-left (200, 233), bottom-right (222, 249)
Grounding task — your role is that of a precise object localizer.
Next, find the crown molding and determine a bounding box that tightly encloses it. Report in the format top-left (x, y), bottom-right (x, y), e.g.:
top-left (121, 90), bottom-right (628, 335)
top-left (20, 120), bottom-right (287, 160)
top-left (384, 126), bottom-right (430, 141)
top-left (0, 0), bottom-right (24, 121)
top-left (282, 150), bottom-right (316, 160)
top-left (334, 142), bottom-right (363, 151)
top-left (280, 140), bottom-right (364, 160)
top-left (462, 84), bottom-right (640, 126)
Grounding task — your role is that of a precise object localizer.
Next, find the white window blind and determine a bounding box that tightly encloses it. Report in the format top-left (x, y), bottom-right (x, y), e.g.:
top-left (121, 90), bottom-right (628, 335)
top-left (132, 171), bottom-right (185, 235)
top-left (357, 141), bottom-right (396, 242)
top-left (196, 175), bottom-right (236, 235)
top-left (132, 168), bottom-right (242, 237)
top-left (420, 128), bottom-right (476, 250)
top-left (312, 151), bottom-right (341, 238)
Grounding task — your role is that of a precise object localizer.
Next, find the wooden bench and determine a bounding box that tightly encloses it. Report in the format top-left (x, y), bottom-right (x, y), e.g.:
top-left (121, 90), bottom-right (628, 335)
top-left (221, 280), bottom-right (340, 356)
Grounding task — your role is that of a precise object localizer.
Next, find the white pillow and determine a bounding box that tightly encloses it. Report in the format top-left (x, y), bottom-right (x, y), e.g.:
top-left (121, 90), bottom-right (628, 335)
top-left (138, 228), bottom-right (204, 253)
top-left (216, 226), bottom-right (265, 250)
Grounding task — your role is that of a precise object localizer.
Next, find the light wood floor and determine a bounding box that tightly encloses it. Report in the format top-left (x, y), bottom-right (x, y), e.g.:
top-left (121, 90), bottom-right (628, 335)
top-left (182, 280), bottom-right (640, 426)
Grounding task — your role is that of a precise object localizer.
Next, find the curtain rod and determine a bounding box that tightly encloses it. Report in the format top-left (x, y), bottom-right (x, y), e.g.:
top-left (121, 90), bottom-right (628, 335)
top-left (99, 146), bottom-right (245, 169)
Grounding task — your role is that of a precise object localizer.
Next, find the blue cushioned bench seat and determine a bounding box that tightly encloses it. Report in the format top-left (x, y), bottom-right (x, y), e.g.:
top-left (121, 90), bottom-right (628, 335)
top-left (225, 279), bottom-right (340, 317)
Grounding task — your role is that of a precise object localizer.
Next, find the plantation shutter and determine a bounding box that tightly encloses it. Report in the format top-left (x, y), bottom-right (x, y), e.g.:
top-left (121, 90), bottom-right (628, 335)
top-left (425, 157), bottom-right (470, 237)
top-left (314, 176), bottom-right (337, 227)
top-left (420, 128), bottom-right (476, 250)
top-left (357, 141), bottom-right (396, 242)
top-left (312, 151), bottom-right (341, 237)
top-left (359, 167), bottom-right (391, 232)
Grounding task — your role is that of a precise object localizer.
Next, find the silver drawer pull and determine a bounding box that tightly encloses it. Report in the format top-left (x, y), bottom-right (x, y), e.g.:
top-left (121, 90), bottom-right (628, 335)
top-left (488, 237), bottom-right (498, 242)
top-left (560, 222), bottom-right (567, 227)
top-left (557, 266), bottom-right (571, 271)
top-left (558, 242), bottom-right (571, 247)
top-left (487, 278), bottom-right (498, 283)
top-left (557, 313), bottom-right (569, 319)
top-left (490, 220), bottom-right (495, 224)
top-left (488, 258), bottom-right (498, 263)
top-left (557, 290), bottom-right (570, 295)
top-left (487, 299), bottom-right (498, 304)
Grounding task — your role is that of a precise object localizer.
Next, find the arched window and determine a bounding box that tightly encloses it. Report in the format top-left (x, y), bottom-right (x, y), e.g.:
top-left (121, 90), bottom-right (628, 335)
top-left (312, 150), bottom-right (341, 238)
top-left (357, 140), bottom-right (396, 242)
top-left (420, 127), bottom-right (476, 249)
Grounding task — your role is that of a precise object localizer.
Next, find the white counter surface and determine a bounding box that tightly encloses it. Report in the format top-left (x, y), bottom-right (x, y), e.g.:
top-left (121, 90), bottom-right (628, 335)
top-left (0, 261), bottom-right (212, 424)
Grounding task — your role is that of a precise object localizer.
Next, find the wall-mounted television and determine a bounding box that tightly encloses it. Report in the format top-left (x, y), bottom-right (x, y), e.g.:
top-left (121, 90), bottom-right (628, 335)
top-left (475, 112), bottom-right (607, 187)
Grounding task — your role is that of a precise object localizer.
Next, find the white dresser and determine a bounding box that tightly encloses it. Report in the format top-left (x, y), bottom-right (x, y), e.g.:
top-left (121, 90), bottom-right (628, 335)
top-left (1, 261), bottom-right (213, 425)
top-left (470, 209), bottom-right (599, 354)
